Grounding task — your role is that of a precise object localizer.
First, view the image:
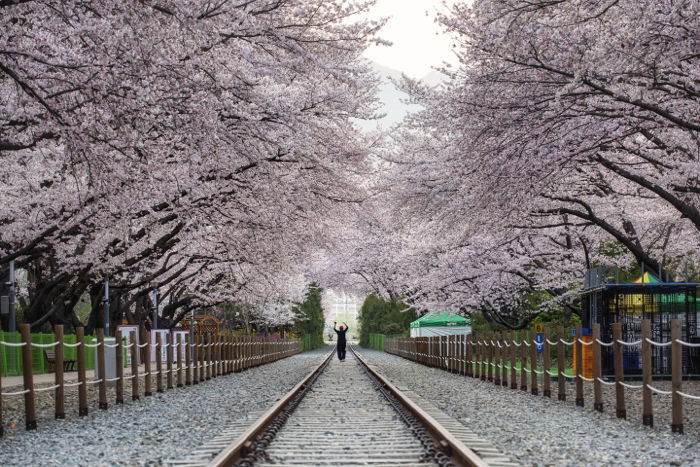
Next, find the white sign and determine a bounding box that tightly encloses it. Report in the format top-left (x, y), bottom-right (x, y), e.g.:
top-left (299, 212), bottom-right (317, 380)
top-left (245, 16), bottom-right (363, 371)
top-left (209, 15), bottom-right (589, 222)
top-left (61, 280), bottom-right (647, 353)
top-left (117, 325), bottom-right (140, 365)
top-left (172, 330), bottom-right (189, 362)
top-left (150, 329), bottom-right (171, 362)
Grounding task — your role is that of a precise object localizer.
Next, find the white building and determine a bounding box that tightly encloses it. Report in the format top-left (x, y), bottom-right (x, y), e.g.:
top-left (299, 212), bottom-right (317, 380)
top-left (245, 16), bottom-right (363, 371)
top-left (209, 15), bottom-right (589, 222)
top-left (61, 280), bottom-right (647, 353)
top-left (324, 290), bottom-right (359, 322)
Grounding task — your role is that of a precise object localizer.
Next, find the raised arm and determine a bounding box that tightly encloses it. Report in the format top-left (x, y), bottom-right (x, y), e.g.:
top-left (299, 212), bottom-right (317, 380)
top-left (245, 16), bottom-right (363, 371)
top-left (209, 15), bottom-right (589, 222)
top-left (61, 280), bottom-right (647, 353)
top-left (343, 322), bottom-right (349, 332)
top-left (333, 321), bottom-right (338, 331)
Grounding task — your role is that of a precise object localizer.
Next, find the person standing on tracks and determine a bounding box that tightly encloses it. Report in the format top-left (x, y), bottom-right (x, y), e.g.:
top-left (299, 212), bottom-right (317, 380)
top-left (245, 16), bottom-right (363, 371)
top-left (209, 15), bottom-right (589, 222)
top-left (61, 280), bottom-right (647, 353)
top-left (333, 321), bottom-right (348, 361)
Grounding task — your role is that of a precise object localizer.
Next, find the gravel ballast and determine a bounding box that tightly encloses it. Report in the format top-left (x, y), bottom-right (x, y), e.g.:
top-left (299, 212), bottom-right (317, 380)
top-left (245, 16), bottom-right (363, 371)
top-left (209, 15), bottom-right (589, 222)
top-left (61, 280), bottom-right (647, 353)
top-left (1, 348), bottom-right (329, 466)
top-left (359, 349), bottom-right (700, 466)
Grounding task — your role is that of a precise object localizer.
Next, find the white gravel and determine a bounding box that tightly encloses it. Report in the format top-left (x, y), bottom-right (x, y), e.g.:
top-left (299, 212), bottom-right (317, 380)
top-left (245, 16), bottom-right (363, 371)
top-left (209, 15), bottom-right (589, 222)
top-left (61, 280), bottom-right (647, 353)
top-left (360, 349), bottom-right (700, 466)
top-left (1, 348), bottom-right (329, 466)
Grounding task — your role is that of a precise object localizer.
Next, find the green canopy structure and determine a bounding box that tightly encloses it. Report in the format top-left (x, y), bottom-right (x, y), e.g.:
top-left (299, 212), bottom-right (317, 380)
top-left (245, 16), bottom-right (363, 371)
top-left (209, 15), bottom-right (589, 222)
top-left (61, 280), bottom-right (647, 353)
top-left (409, 311), bottom-right (471, 337)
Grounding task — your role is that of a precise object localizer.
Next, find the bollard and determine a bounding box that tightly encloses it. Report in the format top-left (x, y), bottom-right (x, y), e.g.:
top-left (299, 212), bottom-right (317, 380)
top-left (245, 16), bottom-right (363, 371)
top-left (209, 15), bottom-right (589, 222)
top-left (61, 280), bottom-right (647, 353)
top-left (20, 324), bottom-right (37, 430)
top-left (54, 324), bottom-right (65, 419)
top-left (77, 327), bottom-right (88, 416)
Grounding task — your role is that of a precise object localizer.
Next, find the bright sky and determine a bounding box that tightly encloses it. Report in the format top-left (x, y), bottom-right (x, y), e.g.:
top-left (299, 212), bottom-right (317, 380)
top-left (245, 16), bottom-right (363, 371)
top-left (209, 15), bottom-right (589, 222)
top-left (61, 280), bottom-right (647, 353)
top-left (362, 0), bottom-right (458, 79)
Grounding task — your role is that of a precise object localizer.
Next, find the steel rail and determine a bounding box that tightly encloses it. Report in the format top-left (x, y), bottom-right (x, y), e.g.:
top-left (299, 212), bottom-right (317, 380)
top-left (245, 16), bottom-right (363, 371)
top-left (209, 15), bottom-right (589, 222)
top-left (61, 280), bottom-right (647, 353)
top-left (208, 345), bottom-right (489, 467)
top-left (351, 346), bottom-right (489, 467)
top-left (207, 348), bottom-right (335, 466)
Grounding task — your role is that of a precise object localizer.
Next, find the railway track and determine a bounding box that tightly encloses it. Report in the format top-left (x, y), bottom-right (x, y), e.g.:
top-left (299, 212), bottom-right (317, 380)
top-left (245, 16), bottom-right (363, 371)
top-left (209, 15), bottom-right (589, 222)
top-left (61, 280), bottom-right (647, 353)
top-left (168, 346), bottom-right (516, 467)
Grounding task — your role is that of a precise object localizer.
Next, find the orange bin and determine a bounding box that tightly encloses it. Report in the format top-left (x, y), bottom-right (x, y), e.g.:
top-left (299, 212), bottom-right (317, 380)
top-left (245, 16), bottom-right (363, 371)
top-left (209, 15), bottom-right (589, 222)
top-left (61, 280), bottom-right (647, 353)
top-left (572, 329), bottom-right (594, 379)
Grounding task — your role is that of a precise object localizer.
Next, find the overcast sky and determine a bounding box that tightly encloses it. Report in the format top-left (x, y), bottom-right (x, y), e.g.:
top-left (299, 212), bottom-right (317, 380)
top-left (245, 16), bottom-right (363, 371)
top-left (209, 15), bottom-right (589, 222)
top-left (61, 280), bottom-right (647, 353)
top-left (362, 0), bottom-right (459, 79)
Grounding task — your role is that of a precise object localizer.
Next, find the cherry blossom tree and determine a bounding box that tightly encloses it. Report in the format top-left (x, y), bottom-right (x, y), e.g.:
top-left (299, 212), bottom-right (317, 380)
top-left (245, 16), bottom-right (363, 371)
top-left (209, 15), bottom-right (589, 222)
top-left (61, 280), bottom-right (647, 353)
top-left (1, 0), bottom-right (384, 331)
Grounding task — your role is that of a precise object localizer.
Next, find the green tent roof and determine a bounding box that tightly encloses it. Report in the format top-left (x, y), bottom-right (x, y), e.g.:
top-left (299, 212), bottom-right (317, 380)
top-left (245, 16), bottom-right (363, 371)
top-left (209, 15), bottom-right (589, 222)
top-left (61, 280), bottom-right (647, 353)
top-left (410, 311), bottom-right (471, 328)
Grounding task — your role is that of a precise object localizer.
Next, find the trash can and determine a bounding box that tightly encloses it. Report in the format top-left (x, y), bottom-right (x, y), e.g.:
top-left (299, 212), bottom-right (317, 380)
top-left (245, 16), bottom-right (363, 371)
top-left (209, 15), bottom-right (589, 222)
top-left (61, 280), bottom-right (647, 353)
top-left (623, 351), bottom-right (640, 371)
top-left (572, 328), bottom-right (594, 378)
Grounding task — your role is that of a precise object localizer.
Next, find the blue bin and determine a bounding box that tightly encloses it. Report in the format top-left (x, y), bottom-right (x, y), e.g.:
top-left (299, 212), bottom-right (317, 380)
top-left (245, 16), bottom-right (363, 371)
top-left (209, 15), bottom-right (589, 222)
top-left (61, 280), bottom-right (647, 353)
top-left (623, 351), bottom-right (640, 370)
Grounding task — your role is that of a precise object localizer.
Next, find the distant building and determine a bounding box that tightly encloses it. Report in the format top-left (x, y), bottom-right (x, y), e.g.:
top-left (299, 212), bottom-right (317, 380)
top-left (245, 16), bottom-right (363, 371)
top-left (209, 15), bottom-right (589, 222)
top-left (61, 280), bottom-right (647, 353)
top-left (325, 290), bottom-right (359, 322)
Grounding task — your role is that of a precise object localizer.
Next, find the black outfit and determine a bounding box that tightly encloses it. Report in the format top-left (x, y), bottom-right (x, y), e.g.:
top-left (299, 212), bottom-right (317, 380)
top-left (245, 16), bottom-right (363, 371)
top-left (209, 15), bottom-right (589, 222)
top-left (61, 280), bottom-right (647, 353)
top-left (334, 327), bottom-right (348, 361)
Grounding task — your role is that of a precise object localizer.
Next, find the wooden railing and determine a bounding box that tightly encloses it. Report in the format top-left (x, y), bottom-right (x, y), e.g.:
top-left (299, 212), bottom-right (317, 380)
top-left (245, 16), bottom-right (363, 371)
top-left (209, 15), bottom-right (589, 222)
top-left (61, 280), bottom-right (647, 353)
top-left (0, 324), bottom-right (301, 435)
top-left (385, 319), bottom-right (700, 434)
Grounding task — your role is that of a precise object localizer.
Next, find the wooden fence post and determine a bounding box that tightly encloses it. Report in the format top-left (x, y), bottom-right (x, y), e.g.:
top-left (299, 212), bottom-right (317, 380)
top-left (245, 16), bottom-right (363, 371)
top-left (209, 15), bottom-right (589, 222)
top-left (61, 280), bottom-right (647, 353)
top-left (0, 347), bottom-right (3, 436)
top-left (96, 328), bottom-right (108, 410)
top-left (177, 334), bottom-right (183, 387)
top-left (144, 332), bottom-right (152, 396)
top-left (501, 334), bottom-right (508, 387)
top-left (671, 319), bottom-right (683, 433)
top-left (510, 331), bottom-right (517, 389)
top-left (487, 334), bottom-right (494, 382)
top-left (130, 331), bottom-right (139, 401)
top-left (641, 320), bottom-right (652, 426)
top-left (575, 324), bottom-right (583, 406)
top-left (185, 334), bottom-right (192, 386)
top-left (76, 327), bottom-right (88, 415)
top-left (232, 336), bottom-right (238, 373)
top-left (54, 324), bottom-right (65, 419)
top-left (156, 333), bottom-right (163, 393)
top-left (212, 335), bottom-right (218, 377)
top-left (494, 333), bottom-right (501, 386)
top-left (167, 332), bottom-right (174, 390)
top-left (593, 323), bottom-right (603, 412)
top-left (206, 335), bottom-right (212, 380)
top-left (199, 334), bottom-right (206, 382)
top-left (543, 327), bottom-right (551, 397)
top-left (474, 336), bottom-right (480, 379)
top-left (612, 322), bottom-right (626, 419)
top-left (520, 331), bottom-right (528, 391)
top-left (224, 334), bottom-right (229, 374)
top-left (557, 327), bottom-right (565, 401)
top-left (530, 329), bottom-right (538, 395)
top-left (193, 334), bottom-right (200, 383)
top-left (466, 335), bottom-right (472, 377)
top-left (20, 323), bottom-right (37, 430)
top-left (116, 328), bottom-right (124, 404)
top-left (215, 334), bottom-right (221, 376)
